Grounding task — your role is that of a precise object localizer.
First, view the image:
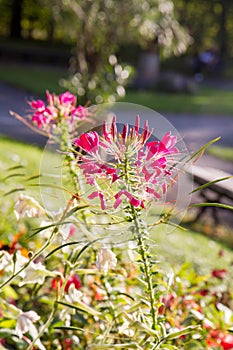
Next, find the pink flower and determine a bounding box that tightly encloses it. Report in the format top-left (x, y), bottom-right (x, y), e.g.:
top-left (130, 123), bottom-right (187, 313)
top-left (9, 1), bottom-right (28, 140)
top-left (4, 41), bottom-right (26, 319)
top-left (64, 274), bottom-right (82, 292)
top-left (30, 99), bottom-right (45, 111)
top-left (114, 190), bottom-right (143, 209)
top-left (75, 116), bottom-right (179, 211)
top-left (88, 191), bottom-right (106, 210)
top-left (221, 334), bottom-right (233, 349)
top-left (31, 113), bottom-right (48, 128)
top-left (59, 91), bottom-right (76, 105)
top-left (71, 105), bottom-right (88, 119)
top-left (211, 269), bottom-right (227, 279)
top-left (46, 90), bottom-right (55, 105)
top-left (75, 132), bottom-right (99, 154)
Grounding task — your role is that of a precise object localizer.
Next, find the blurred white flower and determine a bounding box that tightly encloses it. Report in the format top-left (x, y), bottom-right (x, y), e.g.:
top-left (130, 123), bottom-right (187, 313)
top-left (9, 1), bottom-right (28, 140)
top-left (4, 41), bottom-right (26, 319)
top-left (0, 251), bottom-right (12, 271)
top-left (16, 310), bottom-right (45, 350)
top-left (19, 261), bottom-right (57, 286)
top-left (96, 247), bottom-right (117, 274)
top-left (65, 284), bottom-right (83, 303)
top-left (0, 250), bottom-right (28, 275)
top-left (14, 194), bottom-right (45, 221)
top-left (16, 310), bottom-right (40, 338)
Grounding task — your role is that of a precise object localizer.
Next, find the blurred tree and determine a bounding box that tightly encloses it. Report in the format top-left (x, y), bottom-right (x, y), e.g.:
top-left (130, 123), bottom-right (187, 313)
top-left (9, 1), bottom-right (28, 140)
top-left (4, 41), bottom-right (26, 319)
top-left (57, 0), bottom-right (191, 103)
top-left (10, 0), bottom-right (24, 38)
top-left (174, 0), bottom-right (233, 59)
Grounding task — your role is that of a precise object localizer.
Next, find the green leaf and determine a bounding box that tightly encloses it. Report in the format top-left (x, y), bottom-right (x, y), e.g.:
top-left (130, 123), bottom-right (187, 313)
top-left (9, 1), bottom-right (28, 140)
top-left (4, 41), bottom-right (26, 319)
top-left (190, 202), bottom-right (233, 210)
top-left (25, 174), bottom-right (41, 181)
top-left (64, 204), bottom-right (89, 218)
top-left (53, 325), bottom-right (84, 331)
top-left (0, 319), bottom-right (16, 328)
top-left (4, 187), bottom-right (25, 196)
top-left (187, 137), bottom-right (221, 163)
top-left (163, 325), bottom-right (202, 341)
top-left (45, 240), bottom-right (83, 259)
top-left (7, 164), bottom-right (25, 171)
top-left (88, 343), bottom-right (141, 349)
top-left (2, 173), bottom-right (26, 181)
top-left (72, 238), bottom-right (101, 263)
top-left (56, 300), bottom-right (103, 319)
top-left (2, 285), bottom-right (18, 299)
top-left (189, 176), bottom-right (232, 194)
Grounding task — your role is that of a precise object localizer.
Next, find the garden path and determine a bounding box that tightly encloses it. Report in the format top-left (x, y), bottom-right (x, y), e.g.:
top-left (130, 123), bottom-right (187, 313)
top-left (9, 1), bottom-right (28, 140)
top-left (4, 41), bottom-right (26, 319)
top-left (0, 81), bottom-right (232, 175)
top-left (0, 81), bottom-right (232, 225)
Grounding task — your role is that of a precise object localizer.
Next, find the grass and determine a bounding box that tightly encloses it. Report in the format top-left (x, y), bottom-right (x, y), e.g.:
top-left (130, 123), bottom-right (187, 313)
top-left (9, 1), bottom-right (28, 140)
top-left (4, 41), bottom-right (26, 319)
top-left (207, 145), bottom-right (233, 162)
top-left (0, 62), bottom-right (233, 115)
top-left (0, 135), bottom-right (232, 273)
top-left (0, 63), bottom-right (66, 95)
top-left (123, 87), bottom-right (233, 115)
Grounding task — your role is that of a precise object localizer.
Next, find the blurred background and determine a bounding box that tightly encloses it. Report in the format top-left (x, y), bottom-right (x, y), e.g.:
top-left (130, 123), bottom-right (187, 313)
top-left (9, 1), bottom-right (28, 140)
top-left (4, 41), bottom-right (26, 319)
top-left (0, 0), bottom-right (232, 253)
top-left (0, 0), bottom-right (232, 101)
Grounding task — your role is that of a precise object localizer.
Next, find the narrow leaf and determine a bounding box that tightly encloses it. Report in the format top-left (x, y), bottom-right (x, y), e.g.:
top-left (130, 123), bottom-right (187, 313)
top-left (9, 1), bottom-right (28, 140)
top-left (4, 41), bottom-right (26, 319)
top-left (45, 241), bottom-right (84, 259)
top-left (53, 326), bottom-right (84, 331)
top-left (73, 238), bottom-right (101, 263)
top-left (190, 176), bottom-right (232, 194)
top-left (164, 325), bottom-right (201, 340)
top-left (2, 173), bottom-right (26, 181)
top-left (65, 204), bottom-right (89, 218)
top-left (88, 343), bottom-right (140, 349)
top-left (56, 300), bottom-right (102, 318)
top-left (7, 164), bottom-right (25, 171)
top-left (187, 137), bottom-right (221, 163)
top-left (191, 202), bottom-right (233, 210)
top-left (4, 187), bottom-right (25, 196)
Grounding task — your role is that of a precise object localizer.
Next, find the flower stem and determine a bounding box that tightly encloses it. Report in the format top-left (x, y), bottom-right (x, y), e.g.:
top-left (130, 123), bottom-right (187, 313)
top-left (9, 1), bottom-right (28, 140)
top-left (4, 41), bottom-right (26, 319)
top-left (26, 302), bottom-right (58, 350)
top-left (131, 205), bottom-right (157, 331)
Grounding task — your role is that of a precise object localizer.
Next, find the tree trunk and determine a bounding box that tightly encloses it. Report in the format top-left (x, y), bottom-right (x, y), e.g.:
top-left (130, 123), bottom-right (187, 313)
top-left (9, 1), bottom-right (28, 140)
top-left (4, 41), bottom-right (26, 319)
top-left (10, 0), bottom-right (24, 39)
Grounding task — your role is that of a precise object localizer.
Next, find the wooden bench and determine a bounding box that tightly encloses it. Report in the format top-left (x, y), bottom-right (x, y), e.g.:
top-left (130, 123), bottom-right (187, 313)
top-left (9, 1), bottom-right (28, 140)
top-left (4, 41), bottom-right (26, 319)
top-left (189, 165), bottom-right (233, 224)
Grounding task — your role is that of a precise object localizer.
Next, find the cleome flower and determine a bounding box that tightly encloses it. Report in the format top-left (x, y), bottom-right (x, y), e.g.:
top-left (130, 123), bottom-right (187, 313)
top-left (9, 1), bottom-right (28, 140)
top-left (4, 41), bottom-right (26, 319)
top-left (74, 115), bottom-right (179, 210)
top-left (28, 90), bottom-right (88, 135)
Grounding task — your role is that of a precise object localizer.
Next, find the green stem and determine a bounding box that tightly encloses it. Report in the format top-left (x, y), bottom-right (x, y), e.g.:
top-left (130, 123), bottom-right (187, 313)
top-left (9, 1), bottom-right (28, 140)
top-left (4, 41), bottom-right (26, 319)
top-left (131, 205), bottom-right (157, 331)
top-left (26, 302), bottom-right (58, 350)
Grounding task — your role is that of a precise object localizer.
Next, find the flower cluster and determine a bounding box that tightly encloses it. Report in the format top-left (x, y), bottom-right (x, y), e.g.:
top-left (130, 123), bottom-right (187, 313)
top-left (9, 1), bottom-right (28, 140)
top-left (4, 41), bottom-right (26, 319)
top-left (28, 90), bottom-right (88, 134)
top-left (74, 116), bottom-right (179, 210)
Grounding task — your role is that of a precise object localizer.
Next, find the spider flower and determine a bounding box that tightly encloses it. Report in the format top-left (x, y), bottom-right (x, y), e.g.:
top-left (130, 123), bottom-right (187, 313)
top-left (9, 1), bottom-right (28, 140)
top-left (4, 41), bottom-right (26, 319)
top-left (28, 90), bottom-right (88, 134)
top-left (74, 116), bottom-right (179, 210)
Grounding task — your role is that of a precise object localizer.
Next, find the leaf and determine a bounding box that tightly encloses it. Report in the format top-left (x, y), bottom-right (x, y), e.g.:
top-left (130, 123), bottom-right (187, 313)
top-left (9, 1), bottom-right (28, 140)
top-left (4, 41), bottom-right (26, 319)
top-left (45, 240), bottom-right (84, 259)
top-left (72, 238), bottom-right (101, 263)
top-left (25, 174), bottom-right (41, 181)
top-left (53, 326), bottom-right (84, 331)
top-left (28, 221), bottom-right (73, 239)
top-left (87, 343), bottom-right (141, 349)
top-left (187, 137), bottom-right (221, 163)
top-left (189, 176), bottom-right (232, 194)
top-left (190, 202), bottom-right (233, 210)
top-left (2, 173), bottom-right (26, 181)
top-left (7, 164), bottom-right (25, 171)
top-left (2, 285), bottom-right (18, 299)
top-left (3, 187), bottom-right (25, 196)
top-left (64, 204), bottom-right (89, 218)
top-left (56, 300), bottom-right (103, 319)
top-left (0, 319), bottom-right (16, 328)
top-left (163, 325), bottom-right (201, 341)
